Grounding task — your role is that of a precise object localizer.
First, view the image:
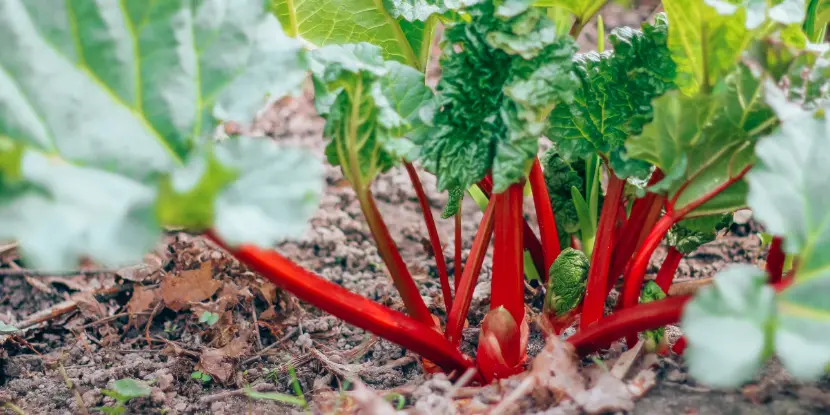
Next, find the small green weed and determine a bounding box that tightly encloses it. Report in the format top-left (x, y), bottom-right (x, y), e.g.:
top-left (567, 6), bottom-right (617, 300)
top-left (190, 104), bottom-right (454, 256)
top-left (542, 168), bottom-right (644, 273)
top-left (95, 379), bottom-right (151, 414)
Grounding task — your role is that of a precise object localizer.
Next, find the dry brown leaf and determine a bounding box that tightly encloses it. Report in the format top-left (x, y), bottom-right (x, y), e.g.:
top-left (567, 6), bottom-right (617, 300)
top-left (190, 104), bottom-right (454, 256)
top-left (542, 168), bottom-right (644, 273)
top-left (259, 284), bottom-right (278, 305)
top-left (160, 262), bottom-right (221, 311)
top-left (73, 292), bottom-right (106, 319)
top-left (259, 307), bottom-right (278, 321)
top-left (197, 331), bottom-right (251, 385)
top-left (350, 381), bottom-right (401, 415)
top-left (127, 286), bottom-right (158, 315)
top-left (627, 369), bottom-right (657, 399)
top-left (117, 251), bottom-right (166, 282)
top-left (610, 340), bottom-right (644, 380)
top-left (576, 372), bottom-right (635, 414)
top-left (532, 335), bottom-right (586, 399)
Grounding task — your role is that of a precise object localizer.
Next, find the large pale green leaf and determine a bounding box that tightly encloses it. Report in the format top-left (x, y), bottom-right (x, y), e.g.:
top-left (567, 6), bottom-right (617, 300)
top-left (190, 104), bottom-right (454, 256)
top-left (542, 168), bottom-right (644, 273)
top-left (804, 0), bottom-right (830, 41)
top-left (627, 65), bottom-right (773, 216)
top-left (0, 0), bottom-right (322, 270)
top-left (534, 0), bottom-right (604, 24)
top-left (746, 99), bottom-right (830, 379)
top-left (681, 265), bottom-right (777, 387)
top-left (272, 0), bottom-right (443, 71)
top-left (663, 0), bottom-right (752, 95)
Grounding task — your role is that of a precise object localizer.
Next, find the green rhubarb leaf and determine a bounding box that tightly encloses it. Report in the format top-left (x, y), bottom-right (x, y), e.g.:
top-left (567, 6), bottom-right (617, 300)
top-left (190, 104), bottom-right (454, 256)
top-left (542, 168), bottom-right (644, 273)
top-left (804, 0), bottom-right (830, 41)
top-left (534, 0), bottom-right (605, 24)
top-left (747, 103), bottom-right (830, 380)
top-left (0, 0), bottom-right (321, 270)
top-left (547, 14), bottom-right (676, 179)
top-left (271, 0), bottom-right (444, 70)
top-left (419, 0), bottom-right (579, 193)
top-left (640, 281), bottom-right (667, 352)
top-left (541, 148), bottom-right (603, 248)
top-left (748, 34), bottom-right (830, 108)
top-left (311, 43), bottom-right (433, 190)
top-left (667, 214), bottom-right (732, 254)
top-left (627, 64), bottom-right (772, 216)
top-left (663, 0), bottom-right (752, 95)
top-left (441, 187), bottom-right (465, 218)
top-left (681, 265), bottom-right (776, 387)
top-left (545, 247), bottom-right (589, 316)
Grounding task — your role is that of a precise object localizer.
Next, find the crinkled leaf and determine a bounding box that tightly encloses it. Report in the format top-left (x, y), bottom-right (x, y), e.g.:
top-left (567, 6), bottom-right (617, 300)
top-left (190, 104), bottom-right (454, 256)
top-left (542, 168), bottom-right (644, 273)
top-left (545, 247), bottom-right (589, 316)
top-left (272, 0), bottom-right (441, 70)
top-left (667, 214), bottom-right (732, 254)
top-left (640, 281), bottom-right (667, 350)
top-left (681, 265), bottom-right (776, 387)
top-left (663, 0), bottom-right (752, 95)
top-left (0, 1), bottom-right (321, 270)
top-left (312, 43), bottom-right (433, 189)
top-left (547, 14), bottom-right (676, 179)
top-left (420, 0), bottom-right (578, 193)
top-left (747, 104), bottom-right (830, 380)
top-left (441, 187), bottom-right (465, 218)
top-left (541, 148), bottom-right (603, 247)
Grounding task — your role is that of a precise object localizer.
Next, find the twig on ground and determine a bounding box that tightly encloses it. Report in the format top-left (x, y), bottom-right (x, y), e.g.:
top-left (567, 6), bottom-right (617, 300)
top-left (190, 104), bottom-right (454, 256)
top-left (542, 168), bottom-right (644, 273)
top-left (57, 357), bottom-right (89, 415)
top-left (144, 302), bottom-right (163, 345)
top-left (18, 286), bottom-right (126, 330)
top-left (242, 328), bottom-right (299, 366)
top-left (668, 277), bottom-right (713, 297)
top-left (449, 368), bottom-right (478, 398)
top-left (2, 402), bottom-right (26, 415)
top-left (250, 299), bottom-right (263, 351)
top-left (81, 312), bottom-right (146, 329)
top-left (0, 242), bottom-right (18, 256)
top-left (199, 383), bottom-right (279, 404)
top-left (0, 268), bottom-right (115, 277)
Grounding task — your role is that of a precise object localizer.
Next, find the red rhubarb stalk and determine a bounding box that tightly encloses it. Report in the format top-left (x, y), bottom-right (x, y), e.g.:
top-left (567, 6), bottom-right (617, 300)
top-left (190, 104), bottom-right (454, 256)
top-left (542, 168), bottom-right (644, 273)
top-left (621, 165), bottom-right (754, 313)
top-left (454, 211), bottom-right (463, 290)
top-left (672, 336), bottom-right (687, 355)
top-left (446, 199), bottom-right (496, 345)
top-left (357, 190), bottom-right (436, 328)
top-left (766, 236), bottom-right (785, 284)
top-left (607, 171), bottom-right (665, 289)
top-left (655, 247), bottom-right (683, 294)
top-left (491, 183), bottom-right (526, 326)
top-left (478, 177), bottom-right (546, 278)
top-left (529, 158), bottom-right (561, 277)
top-left (206, 232), bottom-right (475, 375)
top-left (568, 295), bottom-right (691, 355)
top-left (619, 214), bottom-right (675, 311)
top-left (404, 162), bottom-right (453, 313)
top-left (580, 174), bottom-right (627, 329)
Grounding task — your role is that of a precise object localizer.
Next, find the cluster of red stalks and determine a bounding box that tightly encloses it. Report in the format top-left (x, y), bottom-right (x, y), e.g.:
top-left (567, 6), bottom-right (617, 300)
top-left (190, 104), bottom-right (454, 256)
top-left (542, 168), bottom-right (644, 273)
top-left (207, 158), bottom-right (785, 382)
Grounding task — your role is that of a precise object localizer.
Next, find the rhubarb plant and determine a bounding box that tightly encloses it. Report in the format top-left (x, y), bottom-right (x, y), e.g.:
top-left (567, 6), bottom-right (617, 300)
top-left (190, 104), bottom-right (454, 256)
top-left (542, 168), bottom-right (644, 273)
top-left (4, 0), bottom-right (830, 390)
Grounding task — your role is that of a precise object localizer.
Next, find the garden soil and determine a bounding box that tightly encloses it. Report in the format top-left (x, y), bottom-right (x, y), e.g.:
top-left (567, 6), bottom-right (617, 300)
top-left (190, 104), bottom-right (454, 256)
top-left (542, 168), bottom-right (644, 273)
top-left (2, 4), bottom-right (829, 414)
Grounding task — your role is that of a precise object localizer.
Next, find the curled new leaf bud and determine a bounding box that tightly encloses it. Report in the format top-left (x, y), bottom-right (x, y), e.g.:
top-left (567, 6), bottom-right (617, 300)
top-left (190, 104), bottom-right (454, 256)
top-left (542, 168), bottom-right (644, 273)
top-left (476, 307), bottom-right (529, 382)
